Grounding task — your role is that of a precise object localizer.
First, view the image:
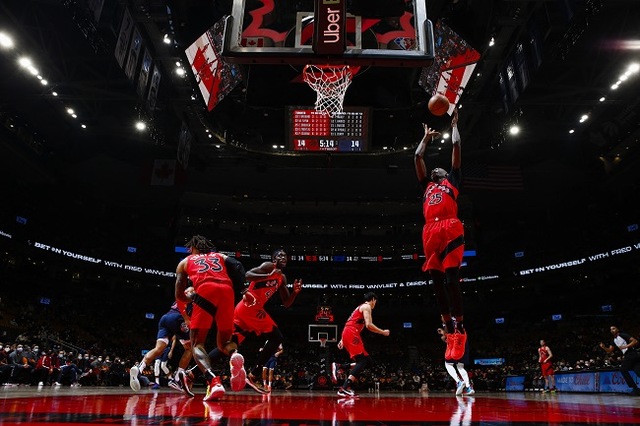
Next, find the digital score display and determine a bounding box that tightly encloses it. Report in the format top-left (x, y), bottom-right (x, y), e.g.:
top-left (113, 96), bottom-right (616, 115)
top-left (289, 107), bottom-right (370, 152)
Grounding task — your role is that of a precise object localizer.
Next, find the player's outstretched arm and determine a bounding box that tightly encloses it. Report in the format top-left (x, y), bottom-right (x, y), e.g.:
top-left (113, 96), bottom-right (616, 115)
top-left (415, 123), bottom-right (441, 182)
top-left (451, 108), bottom-right (461, 170)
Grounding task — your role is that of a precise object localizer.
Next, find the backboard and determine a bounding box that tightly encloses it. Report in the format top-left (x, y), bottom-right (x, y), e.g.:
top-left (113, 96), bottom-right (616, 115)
top-left (223, 0), bottom-right (434, 67)
top-left (308, 324), bottom-right (338, 343)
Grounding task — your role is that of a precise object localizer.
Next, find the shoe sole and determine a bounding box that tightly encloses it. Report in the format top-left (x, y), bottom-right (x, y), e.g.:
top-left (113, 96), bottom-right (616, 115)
top-left (230, 368), bottom-right (247, 391)
top-left (129, 367), bottom-right (140, 392)
top-left (230, 353), bottom-right (247, 391)
top-left (230, 352), bottom-right (244, 369)
top-left (168, 381), bottom-right (182, 392)
top-left (178, 372), bottom-right (195, 398)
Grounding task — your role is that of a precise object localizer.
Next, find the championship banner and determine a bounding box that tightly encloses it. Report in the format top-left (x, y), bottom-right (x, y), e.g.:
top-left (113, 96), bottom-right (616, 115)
top-left (124, 27), bottom-right (143, 81)
top-left (137, 48), bottom-right (152, 98)
top-left (114, 7), bottom-right (134, 68)
top-left (177, 121), bottom-right (192, 169)
top-left (87, 0), bottom-right (105, 24)
top-left (146, 64), bottom-right (161, 112)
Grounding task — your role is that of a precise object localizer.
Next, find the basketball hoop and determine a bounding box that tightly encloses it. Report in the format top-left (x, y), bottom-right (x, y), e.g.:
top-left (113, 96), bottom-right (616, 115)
top-left (303, 64), bottom-right (360, 117)
top-left (319, 337), bottom-right (327, 348)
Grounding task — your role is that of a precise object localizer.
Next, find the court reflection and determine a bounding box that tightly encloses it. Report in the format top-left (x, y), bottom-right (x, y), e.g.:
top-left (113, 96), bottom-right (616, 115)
top-left (449, 396), bottom-right (474, 426)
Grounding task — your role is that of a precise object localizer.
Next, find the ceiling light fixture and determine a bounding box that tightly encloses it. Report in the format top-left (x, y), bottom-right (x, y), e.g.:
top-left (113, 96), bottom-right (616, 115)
top-left (18, 57), bottom-right (32, 68)
top-left (509, 125), bottom-right (520, 135)
top-left (0, 32), bottom-right (14, 49)
top-left (135, 121), bottom-right (146, 131)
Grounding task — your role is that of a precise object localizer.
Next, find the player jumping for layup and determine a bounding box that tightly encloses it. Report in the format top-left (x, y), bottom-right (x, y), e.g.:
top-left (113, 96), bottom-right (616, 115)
top-left (414, 108), bottom-right (467, 361)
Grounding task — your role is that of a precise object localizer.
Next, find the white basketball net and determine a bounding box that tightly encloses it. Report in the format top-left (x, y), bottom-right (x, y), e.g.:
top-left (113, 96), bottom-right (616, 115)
top-left (303, 65), bottom-right (358, 117)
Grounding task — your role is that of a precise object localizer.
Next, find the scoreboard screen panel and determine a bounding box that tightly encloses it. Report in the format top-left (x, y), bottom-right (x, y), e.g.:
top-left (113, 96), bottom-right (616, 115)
top-left (288, 106), bottom-right (370, 152)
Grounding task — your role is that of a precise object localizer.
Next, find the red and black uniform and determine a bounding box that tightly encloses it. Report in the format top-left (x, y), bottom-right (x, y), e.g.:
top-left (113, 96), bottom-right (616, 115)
top-left (234, 267), bottom-right (284, 344)
top-left (538, 346), bottom-right (554, 377)
top-left (421, 171), bottom-right (464, 272)
top-left (183, 252), bottom-right (235, 334)
top-left (341, 304), bottom-right (368, 359)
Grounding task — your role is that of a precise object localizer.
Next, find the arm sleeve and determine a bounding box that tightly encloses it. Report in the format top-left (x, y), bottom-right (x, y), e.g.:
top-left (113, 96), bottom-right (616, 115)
top-left (225, 256), bottom-right (246, 288)
top-left (452, 125), bottom-right (461, 145)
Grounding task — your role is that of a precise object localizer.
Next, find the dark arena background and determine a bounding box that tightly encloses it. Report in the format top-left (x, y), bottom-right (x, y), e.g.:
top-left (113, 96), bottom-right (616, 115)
top-left (1, 0), bottom-right (640, 424)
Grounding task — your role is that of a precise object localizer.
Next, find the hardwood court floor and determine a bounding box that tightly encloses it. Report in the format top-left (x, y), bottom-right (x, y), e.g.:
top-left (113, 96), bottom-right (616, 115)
top-left (1, 385), bottom-right (639, 425)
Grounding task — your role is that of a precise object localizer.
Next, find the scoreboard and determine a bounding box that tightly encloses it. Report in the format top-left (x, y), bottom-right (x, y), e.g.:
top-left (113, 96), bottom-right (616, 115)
top-left (288, 107), bottom-right (370, 152)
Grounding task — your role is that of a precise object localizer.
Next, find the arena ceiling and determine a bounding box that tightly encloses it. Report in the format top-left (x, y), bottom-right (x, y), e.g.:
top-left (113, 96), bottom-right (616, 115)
top-left (1, 0), bottom-right (639, 221)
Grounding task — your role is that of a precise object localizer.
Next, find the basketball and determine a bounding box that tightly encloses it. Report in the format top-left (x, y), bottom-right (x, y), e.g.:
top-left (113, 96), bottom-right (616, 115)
top-left (428, 94), bottom-right (450, 116)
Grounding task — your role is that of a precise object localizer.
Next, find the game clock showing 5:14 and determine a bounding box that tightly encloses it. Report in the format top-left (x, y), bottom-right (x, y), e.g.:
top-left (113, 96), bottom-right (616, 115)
top-left (289, 106), bottom-right (370, 152)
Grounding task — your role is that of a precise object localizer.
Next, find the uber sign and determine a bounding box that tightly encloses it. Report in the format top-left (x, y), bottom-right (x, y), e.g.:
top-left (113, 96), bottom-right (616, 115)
top-left (313, 0), bottom-right (346, 55)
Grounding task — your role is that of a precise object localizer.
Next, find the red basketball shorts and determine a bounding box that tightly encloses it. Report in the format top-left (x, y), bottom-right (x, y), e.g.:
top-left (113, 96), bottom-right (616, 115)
top-left (422, 218), bottom-right (464, 272)
top-left (233, 301), bottom-right (277, 344)
top-left (190, 282), bottom-right (235, 335)
top-left (341, 327), bottom-right (368, 360)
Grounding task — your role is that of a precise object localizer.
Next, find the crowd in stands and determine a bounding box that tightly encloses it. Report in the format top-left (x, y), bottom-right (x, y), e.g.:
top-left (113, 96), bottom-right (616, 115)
top-left (1, 279), bottom-right (638, 394)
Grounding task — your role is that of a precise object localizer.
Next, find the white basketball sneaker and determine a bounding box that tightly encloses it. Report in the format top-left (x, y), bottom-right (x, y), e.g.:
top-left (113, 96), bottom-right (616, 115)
top-left (129, 365), bottom-right (140, 392)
